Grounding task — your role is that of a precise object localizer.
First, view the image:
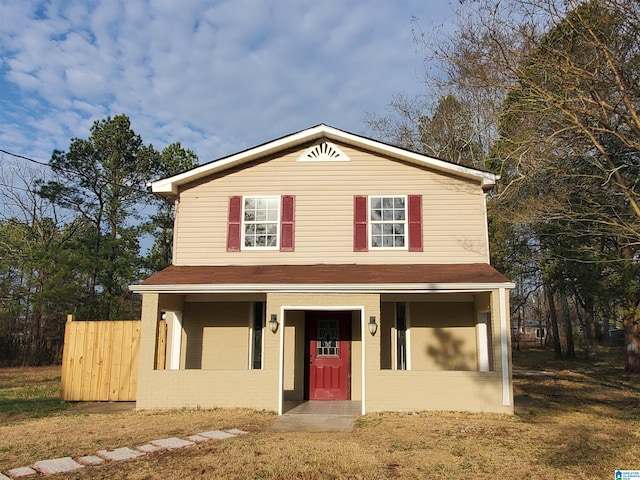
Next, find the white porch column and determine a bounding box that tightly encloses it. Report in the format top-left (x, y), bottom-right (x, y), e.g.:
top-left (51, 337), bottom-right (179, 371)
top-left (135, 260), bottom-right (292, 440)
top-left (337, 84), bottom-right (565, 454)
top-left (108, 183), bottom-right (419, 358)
top-left (277, 306), bottom-right (285, 416)
top-left (477, 312), bottom-right (490, 372)
top-left (168, 311), bottom-right (183, 370)
top-left (499, 288), bottom-right (511, 407)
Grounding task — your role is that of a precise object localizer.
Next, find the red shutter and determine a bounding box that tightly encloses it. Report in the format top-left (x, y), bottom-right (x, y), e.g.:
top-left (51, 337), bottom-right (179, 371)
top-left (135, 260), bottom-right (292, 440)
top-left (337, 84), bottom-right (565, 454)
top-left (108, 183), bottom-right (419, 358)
top-left (227, 196), bottom-right (242, 252)
top-left (280, 195), bottom-right (295, 251)
top-left (408, 194), bottom-right (423, 252)
top-left (354, 195), bottom-right (368, 252)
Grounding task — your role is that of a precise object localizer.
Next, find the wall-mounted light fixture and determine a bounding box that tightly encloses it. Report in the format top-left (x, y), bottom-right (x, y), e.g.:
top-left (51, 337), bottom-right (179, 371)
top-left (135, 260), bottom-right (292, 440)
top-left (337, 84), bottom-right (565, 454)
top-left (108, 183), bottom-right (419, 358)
top-left (268, 314), bottom-right (279, 333)
top-left (368, 316), bottom-right (378, 336)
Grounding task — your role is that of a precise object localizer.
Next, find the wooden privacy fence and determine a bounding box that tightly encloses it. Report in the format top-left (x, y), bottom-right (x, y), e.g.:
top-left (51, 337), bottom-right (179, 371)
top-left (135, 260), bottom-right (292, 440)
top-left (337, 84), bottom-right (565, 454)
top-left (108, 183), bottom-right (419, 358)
top-left (61, 316), bottom-right (141, 401)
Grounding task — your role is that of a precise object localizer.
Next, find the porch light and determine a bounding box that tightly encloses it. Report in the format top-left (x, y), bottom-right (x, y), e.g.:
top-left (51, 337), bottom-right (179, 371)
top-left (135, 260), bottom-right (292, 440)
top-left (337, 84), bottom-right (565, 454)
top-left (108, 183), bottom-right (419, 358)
top-left (268, 314), bottom-right (279, 333)
top-left (368, 316), bottom-right (378, 336)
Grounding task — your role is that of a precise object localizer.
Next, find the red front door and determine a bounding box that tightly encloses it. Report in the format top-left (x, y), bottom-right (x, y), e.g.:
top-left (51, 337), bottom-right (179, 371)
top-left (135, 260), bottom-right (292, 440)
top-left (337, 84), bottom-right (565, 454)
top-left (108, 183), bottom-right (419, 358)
top-left (306, 311), bottom-right (351, 400)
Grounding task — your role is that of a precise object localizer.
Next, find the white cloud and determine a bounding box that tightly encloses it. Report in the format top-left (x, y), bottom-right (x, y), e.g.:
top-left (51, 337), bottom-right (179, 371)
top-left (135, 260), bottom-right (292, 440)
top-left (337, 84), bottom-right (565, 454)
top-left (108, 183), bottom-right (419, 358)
top-left (0, 0), bottom-right (455, 165)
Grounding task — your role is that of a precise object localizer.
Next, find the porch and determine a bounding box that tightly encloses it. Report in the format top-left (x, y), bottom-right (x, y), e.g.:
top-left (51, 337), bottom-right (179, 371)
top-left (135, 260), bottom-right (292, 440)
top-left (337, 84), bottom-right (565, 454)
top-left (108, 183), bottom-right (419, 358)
top-left (134, 286), bottom-right (513, 415)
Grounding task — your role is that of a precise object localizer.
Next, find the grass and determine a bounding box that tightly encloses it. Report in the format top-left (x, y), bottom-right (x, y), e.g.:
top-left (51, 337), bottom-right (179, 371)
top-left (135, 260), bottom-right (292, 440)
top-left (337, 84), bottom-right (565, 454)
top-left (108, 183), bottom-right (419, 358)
top-left (1, 348), bottom-right (639, 478)
top-left (0, 366), bottom-right (70, 422)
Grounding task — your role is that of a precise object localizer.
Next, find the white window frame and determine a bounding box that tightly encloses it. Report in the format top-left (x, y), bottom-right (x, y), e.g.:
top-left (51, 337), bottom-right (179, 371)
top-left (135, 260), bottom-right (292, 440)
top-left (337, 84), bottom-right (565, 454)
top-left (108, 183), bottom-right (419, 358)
top-left (369, 195), bottom-right (409, 250)
top-left (242, 195), bottom-right (280, 250)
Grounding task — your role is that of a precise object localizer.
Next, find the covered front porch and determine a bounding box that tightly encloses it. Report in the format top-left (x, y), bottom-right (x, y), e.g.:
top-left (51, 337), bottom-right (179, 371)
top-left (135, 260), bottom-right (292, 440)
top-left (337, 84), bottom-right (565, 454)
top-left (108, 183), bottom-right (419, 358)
top-left (132, 270), bottom-right (514, 415)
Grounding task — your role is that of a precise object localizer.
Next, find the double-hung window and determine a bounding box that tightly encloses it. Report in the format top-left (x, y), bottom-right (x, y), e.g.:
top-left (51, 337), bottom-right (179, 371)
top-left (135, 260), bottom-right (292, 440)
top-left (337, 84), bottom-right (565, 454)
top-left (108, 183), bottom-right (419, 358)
top-left (354, 194), bottom-right (422, 252)
top-left (227, 195), bottom-right (295, 252)
top-left (370, 196), bottom-right (407, 249)
top-left (243, 196), bottom-right (280, 248)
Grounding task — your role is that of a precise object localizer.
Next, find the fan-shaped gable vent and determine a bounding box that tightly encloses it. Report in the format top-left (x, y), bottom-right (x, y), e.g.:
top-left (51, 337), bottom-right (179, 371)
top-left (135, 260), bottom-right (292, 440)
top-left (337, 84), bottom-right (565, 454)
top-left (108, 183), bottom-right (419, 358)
top-left (297, 141), bottom-right (350, 162)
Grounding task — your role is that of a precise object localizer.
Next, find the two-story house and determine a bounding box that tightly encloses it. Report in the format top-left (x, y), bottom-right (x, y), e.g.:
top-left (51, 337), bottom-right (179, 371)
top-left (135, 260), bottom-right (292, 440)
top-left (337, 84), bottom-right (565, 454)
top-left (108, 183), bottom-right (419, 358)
top-left (130, 124), bottom-right (515, 415)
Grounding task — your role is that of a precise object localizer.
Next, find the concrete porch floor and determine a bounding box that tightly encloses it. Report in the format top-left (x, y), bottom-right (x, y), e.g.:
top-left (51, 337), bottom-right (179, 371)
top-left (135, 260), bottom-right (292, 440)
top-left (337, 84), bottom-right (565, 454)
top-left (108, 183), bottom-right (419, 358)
top-left (283, 400), bottom-right (362, 416)
top-left (271, 401), bottom-right (361, 432)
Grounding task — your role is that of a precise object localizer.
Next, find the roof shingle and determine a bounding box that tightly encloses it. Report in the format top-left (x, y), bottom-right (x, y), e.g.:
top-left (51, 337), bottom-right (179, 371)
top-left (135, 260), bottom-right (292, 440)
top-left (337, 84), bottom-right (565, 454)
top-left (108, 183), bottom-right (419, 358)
top-left (140, 264), bottom-right (511, 286)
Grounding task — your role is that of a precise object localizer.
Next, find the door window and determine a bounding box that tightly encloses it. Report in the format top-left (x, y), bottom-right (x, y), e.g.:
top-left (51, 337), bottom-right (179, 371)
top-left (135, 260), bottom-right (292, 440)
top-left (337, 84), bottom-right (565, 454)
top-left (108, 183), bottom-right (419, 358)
top-left (317, 319), bottom-right (339, 356)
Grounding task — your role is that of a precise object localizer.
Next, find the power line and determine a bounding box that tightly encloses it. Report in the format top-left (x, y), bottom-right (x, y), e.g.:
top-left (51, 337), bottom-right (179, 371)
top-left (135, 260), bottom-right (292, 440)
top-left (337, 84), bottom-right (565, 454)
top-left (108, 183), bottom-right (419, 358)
top-left (0, 148), bottom-right (50, 167)
top-left (0, 147), bottom-right (152, 196)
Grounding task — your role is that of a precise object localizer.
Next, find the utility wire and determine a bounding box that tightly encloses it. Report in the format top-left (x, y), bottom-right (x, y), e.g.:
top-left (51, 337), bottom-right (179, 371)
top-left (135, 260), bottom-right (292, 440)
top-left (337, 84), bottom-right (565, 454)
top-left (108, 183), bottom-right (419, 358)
top-left (0, 147), bottom-right (153, 196)
top-left (0, 148), bottom-right (50, 167)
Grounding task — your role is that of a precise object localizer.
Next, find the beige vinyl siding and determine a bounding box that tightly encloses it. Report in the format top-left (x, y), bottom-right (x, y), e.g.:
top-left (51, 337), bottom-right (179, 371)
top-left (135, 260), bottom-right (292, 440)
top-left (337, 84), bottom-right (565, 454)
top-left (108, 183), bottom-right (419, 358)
top-left (174, 141), bottom-right (489, 265)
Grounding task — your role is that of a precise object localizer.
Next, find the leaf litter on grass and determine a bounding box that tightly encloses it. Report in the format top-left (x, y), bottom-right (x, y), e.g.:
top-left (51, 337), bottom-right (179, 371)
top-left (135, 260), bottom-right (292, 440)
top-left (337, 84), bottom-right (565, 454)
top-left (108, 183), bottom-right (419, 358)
top-left (1, 349), bottom-right (639, 479)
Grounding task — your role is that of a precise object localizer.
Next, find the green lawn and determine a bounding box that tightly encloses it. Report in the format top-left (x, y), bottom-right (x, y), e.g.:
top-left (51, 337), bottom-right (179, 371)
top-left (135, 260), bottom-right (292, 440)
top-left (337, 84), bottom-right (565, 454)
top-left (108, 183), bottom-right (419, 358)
top-left (0, 366), bottom-right (69, 423)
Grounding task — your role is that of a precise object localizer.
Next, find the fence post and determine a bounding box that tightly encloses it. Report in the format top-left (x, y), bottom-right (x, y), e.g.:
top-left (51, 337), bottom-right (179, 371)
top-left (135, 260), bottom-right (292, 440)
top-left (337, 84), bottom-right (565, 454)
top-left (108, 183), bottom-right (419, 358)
top-left (61, 314), bottom-right (74, 400)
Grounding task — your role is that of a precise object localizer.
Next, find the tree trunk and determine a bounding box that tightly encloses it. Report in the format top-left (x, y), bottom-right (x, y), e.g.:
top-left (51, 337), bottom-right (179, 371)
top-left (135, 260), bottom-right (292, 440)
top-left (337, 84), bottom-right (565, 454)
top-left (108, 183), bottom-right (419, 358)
top-left (515, 305), bottom-right (523, 351)
top-left (623, 304), bottom-right (640, 373)
top-left (578, 300), bottom-right (599, 361)
top-left (545, 287), bottom-right (563, 359)
top-left (561, 293), bottom-right (575, 359)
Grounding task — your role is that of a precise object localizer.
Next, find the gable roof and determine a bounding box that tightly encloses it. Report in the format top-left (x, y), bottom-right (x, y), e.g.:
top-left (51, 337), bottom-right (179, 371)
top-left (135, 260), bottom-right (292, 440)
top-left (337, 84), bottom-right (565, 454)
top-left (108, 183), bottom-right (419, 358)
top-left (150, 124), bottom-right (498, 195)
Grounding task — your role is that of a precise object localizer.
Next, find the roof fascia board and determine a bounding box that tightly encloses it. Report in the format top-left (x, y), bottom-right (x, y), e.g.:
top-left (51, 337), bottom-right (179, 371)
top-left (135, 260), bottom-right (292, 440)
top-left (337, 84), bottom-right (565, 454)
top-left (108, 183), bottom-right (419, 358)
top-left (151, 125), bottom-right (328, 194)
top-left (129, 281), bottom-right (516, 294)
top-left (151, 124), bottom-right (497, 195)
top-left (321, 126), bottom-right (497, 188)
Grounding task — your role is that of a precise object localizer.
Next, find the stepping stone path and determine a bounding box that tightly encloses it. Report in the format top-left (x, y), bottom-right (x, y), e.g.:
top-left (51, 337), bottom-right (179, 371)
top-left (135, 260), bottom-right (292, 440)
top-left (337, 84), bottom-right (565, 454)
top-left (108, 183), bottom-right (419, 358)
top-left (33, 458), bottom-right (83, 475)
top-left (77, 456), bottom-right (104, 466)
top-left (136, 444), bottom-right (165, 454)
top-left (200, 430), bottom-right (238, 440)
top-left (96, 447), bottom-right (145, 462)
top-left (5, 467), bottom-right (37, 478)
top-left (150, 437), bottom-right (195, 450)
top-left (1, 428), bottom-right (249, 478)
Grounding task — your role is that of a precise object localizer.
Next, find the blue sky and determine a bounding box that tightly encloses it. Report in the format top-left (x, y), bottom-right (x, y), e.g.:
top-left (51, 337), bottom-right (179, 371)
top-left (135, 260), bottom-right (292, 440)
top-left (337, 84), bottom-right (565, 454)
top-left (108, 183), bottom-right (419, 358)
top-left (0, 0), bottom-right (458, 168)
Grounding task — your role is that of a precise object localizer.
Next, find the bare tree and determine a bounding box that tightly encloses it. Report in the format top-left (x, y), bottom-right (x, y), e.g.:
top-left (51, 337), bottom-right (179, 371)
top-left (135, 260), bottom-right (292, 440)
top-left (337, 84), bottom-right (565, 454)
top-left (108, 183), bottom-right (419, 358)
top-left (456, 0), bottom-right (640, 369)
top-left (368, 0), bottom-right (640, 369)
top-left (0, 161), bottom-right (79, 364)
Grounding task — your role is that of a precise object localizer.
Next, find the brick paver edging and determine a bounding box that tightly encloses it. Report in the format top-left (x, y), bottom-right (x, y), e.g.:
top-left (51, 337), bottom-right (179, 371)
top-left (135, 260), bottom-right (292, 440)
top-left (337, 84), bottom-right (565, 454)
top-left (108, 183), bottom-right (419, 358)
top-left (1, 429), bottom-right (248, 478)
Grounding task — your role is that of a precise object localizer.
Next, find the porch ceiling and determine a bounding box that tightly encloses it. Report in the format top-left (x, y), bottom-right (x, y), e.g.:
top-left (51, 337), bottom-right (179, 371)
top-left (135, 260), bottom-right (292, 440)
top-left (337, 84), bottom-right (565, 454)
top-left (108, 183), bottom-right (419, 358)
top-left (130, 264), bottom-right (514, 293)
